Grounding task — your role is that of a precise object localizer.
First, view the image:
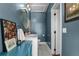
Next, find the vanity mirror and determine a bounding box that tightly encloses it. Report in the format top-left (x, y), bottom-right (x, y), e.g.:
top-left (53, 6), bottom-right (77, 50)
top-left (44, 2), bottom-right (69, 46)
top-left (19, 4), bottom-right (31, 32)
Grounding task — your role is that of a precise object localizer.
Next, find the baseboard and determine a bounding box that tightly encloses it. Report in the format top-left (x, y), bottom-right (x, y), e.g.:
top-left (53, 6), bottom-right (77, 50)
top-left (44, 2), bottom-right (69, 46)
top-left (52, 54), bottom-right (60, 56)
top-left (38, 42), bottom-right (47, 44)
top-left (50, 49), bottom-right (61, 56)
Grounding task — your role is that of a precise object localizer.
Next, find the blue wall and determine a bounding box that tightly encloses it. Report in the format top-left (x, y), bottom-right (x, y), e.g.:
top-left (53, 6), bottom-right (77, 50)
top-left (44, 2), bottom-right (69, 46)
top-left (0, 3), bottom-right (23, 28)
top-left (0, 22), bottom-right (2, 52)
top-left (31, 12), bottom-right (46, 42)
top-left (46, 3), bottom-right (53, 48)
top-left (62, 4), bottom-right (79, 56)
top-left (0, 3), bottom-right (23, 52)
top-left (30, 4), bottom-right (53, 43)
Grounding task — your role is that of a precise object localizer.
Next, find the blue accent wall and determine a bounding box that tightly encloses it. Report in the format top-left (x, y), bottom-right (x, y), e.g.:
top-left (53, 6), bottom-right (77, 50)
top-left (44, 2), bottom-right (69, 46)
top-left (31, 12), bottom-right (46, 42)
top-left (0, 3), bottom-right (23, 52)
top-left (62, 3), bottom-right (79, 56)
top-left (30, 4), bottom-right (53, 44)
top-left (46, 3), bottom-right (53, 48)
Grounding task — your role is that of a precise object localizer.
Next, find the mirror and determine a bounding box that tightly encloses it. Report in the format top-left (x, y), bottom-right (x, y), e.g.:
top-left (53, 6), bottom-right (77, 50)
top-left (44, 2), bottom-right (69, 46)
top-left (19, 9), bottom-right (31, 32)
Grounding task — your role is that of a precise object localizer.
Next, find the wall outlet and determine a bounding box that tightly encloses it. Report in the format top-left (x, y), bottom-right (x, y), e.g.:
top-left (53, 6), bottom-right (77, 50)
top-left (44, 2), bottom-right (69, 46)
top-left (63, 28), bottom-right (67, 33)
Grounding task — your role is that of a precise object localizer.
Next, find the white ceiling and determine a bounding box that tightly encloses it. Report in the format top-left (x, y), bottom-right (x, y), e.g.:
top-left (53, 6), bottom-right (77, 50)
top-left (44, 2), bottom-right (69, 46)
top-left (29, 3), bottom-right (49, 12)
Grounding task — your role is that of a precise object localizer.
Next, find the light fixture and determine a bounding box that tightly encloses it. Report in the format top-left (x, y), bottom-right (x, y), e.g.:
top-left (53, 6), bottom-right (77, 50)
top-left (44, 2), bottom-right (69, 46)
top-left (27, 4), bottom-right (30, 8)
top-left (26, 3), bottom-right (31, 11)
top-left (28, 8), bottom-right (31, 11)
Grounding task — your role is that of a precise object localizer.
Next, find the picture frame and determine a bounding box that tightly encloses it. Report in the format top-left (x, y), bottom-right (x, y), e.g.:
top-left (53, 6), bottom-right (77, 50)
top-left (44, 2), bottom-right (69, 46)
top-left (0, 19), bottom-right (17, 52)
top-left (64, 3), bottom-right (79, 22)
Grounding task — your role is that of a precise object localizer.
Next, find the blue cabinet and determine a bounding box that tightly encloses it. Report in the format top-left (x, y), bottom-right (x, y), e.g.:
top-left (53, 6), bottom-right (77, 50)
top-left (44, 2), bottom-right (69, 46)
top-left (0, 41), bottom-right (32, 56)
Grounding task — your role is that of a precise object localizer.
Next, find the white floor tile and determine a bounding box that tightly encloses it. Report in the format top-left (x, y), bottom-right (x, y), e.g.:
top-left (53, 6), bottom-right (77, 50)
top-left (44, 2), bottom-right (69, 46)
top-left (38, 42), bottom-right (52, 56)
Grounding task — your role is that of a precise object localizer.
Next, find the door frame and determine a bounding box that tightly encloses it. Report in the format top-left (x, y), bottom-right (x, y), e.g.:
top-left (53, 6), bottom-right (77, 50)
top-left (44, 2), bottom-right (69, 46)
top-left (51, 3), bottom-right (62, 56)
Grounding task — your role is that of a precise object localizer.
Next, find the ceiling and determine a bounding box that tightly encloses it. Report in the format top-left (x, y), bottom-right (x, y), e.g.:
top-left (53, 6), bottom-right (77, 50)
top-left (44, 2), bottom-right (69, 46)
top-left (29, 3), bottom-right (49, 12)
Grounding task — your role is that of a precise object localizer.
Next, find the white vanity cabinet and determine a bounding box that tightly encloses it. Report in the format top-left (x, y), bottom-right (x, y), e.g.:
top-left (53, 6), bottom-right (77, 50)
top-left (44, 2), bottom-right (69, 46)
top-left (25, 34), bottom-right (38, 56)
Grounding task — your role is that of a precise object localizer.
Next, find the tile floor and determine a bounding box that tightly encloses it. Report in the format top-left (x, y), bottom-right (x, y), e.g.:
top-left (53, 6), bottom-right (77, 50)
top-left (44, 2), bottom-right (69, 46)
top-left (38, 42), bottom-right (52, 56)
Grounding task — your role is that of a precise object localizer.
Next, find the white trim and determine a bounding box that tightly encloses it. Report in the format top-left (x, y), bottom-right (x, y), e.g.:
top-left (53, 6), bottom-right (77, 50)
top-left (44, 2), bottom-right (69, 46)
top-left (60, 3), bottom-right (62, 56)
top-left (51, 3), bottom-right (62, 56)
top-left (38, 42), bottom-right (47, 45)
top-left (51, 9), bottom-right (55, 54)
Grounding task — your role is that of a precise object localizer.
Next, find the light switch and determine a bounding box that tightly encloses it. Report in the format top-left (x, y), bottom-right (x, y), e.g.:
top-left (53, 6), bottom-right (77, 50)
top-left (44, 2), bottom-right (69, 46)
top-left (63, 28), bottom-right (67, 33)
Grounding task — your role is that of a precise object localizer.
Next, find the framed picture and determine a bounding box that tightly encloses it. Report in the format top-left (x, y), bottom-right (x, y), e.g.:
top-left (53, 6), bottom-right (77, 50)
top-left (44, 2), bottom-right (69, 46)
top-left (2, 20), bottom-right (17, 52)
top-left (64, 3), bottom-right (79, 22)
top-left (3, 20), bottom-right (17, 40)
top-left (0, 19), bottom-right (17, 52)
